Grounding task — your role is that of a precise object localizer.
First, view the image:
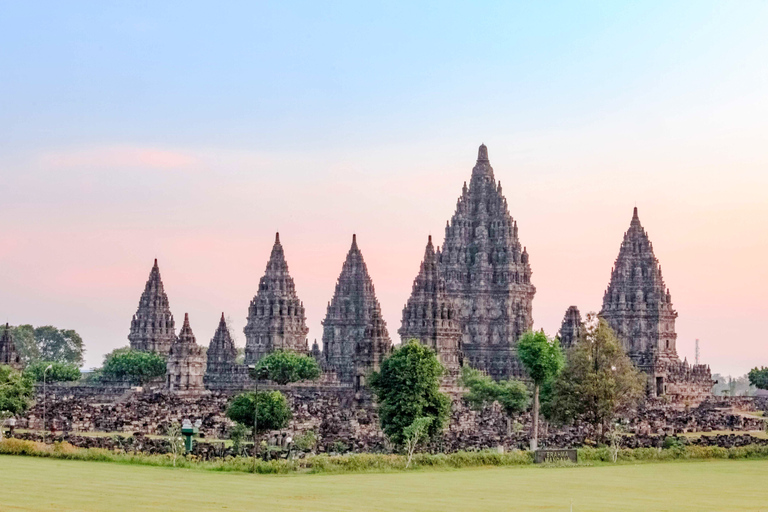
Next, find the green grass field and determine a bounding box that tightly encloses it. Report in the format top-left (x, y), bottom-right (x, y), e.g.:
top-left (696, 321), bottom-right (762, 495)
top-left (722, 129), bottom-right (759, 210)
top-left (1, 456), bottom-right (767, 511)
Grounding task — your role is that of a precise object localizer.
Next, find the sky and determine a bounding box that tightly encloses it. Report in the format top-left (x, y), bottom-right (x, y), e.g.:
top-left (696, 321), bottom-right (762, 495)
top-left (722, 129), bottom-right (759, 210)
top-left (1, 1), bottom-right (766, 375)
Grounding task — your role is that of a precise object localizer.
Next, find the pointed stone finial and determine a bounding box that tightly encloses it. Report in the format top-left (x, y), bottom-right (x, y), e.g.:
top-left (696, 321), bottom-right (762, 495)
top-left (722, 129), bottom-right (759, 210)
top-left (183, 312), bottom-right (190, 328)
top-left (351, 233), bottom-right (358, 250)
top-left (428, 235), bottom-right (432, 245)
top-left (477, 144), bottom-right (489, 162)
top-left (275, 232), bottom-right (280, 244)
top-left (220, 312), bottom-right (226, 322)
top-left (633, 206), bottom-right (639, 219)
top-left (153, 258), bottom-right (158, 268)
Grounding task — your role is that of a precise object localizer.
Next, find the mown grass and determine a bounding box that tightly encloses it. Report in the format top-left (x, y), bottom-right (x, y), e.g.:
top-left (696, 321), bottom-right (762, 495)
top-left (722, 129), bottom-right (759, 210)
top-left (3, 437), bottom-right (768, 475)
top-left (1, 454), bottom-right (768, 511)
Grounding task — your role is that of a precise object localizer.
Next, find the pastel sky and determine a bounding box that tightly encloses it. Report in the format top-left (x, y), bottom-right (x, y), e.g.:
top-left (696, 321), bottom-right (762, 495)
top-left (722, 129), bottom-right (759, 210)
top-left (1, 1), bottom-right (766, 375)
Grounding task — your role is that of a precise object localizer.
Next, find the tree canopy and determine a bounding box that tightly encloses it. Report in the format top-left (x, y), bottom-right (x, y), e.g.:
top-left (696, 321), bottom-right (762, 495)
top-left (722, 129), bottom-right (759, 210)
top-left (101, 348), bottom-right (167, 385)
top-left (24, 361), bottom-right (81, 383)
top-left (3, 325), bottom-right (85, 366)
top-left (0, 365), bottom-right (35, 416)
top-left (748, 367), bottom-right (768, 390)
top-left (460, 366), bottom-right (529, 417)
top-left (545, 314), bottom-right (645, 441)
top-left (369, 340), bottom-right (450, 446)
top-left (250, 350), bottom-right (321, 385)
top-left (226, 391), bottom-right (292, 434)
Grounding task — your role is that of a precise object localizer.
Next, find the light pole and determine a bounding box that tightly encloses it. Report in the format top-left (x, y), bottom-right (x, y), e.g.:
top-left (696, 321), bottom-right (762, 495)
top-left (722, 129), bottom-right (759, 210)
top-left (248, 364), bottom-right (258, 471)
top-left (43, 364), bottom-right (52, 442)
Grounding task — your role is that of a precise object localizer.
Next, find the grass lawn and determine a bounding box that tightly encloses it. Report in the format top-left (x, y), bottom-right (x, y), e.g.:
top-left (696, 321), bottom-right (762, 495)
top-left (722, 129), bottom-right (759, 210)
top-left (1, 456), bottom-right (767, 511)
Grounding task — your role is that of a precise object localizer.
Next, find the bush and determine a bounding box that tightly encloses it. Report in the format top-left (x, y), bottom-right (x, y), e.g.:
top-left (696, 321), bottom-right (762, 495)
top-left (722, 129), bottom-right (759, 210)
top-left (100, 348), bottom-right (167, 385)
top-left (250, 350), bottom-right (321, 385)
top-left (293, 431), bottom-right (318, 452)
top-left (226, 391), bottom-right (292, 433)
top-left (24, 361), bottom-right (81, 383)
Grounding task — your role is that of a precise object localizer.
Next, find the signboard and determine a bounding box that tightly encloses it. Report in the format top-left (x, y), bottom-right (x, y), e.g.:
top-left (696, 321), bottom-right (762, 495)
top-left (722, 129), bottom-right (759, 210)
top-left (534, 449), bottom-right (578, 464)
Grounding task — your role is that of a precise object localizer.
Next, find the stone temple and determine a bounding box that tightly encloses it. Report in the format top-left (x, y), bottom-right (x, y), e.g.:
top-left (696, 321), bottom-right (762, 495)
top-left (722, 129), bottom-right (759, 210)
top-left (166, 313), bottom-right (206, 394)
top-left (244, 233), bottom-right (309, 364)
top-left (399, 235), bottom-right (463, 383)
top-left (0, 323), bottom-right (23, 371)
top-left (128, 259), bottom-right (177, 354)
top-left (437, 144), bottom-right (535, 379)
top-left (599, 207), bottom-right (712, 400)
top-left (322, 235), bottom-right (392, 387)
top-left (119, 144), bottom-right (712, 403)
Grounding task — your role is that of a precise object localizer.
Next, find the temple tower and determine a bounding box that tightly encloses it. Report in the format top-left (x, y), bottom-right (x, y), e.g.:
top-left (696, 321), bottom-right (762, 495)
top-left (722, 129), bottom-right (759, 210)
top-left (128, 259), bottom-right (176, 354)
top-left (0, 323), bottom-right (23, 370)
top-left (558, 306), bottom-right (584, 350)
top-left (206, 313), bottom-right (237, 375)
top-left (399, 235), bottom-right (462, 382)
top-left (167, 313), bottom-right (206, 394)
top-left (322, 235), bottom-right (392, 387)
top-left (439, 144), bottom-right (535, 379)
top-left (600, 208), bottom-right (712, 401)
top-left (600, 208), bottom-right (678, 369)
top-left (244, 233), bottom-right (309, 364)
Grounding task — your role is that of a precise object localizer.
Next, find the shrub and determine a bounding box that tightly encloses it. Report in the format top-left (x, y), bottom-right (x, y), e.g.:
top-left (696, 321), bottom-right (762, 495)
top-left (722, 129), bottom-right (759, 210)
top-left (101, 348), bottom-right (167, 385)
top-left (24, 361), bottom-right (81, 383)
top-left (250, 351), bottom-right (321, 385)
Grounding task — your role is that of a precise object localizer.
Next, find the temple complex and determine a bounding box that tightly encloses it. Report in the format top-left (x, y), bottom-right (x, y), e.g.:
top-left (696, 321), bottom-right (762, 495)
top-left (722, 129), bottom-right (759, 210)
top-left (128, 259), bottom-right (177, 354)
top-left (399, 235), bottom-right (462, 383)
top-left (321, 235), bottom-right (392, 387)
top-left (244, 233), bottom-right (309, 364)
top-left (438, 145), bottom-right (535, 379)
top-left (166, 313), bottom-right (206, 394)
top-left (558, 306), bottom-right (584, 350)
top-left (600, 208), bottom-right (712, 399)
top-left (0, 323), bottom-right (23, 370)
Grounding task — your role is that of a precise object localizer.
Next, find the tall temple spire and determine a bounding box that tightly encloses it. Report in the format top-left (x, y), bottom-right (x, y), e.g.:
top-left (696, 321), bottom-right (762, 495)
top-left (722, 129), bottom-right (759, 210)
top-left (600, 208), bottom-right (678, 368)
top-left (206, 313), bottom-right (237, 375)
top-left (0, 323), bottom-right (23, 370)
top-left (399, 236), bottom-right (462, 383)
top-left (439, 144), bottom-right (535, 379)
top-left (167, 313), bottom-right (205, 394)
top-left (322, 235), bottom-right (392, 387)
top-left (244, 233), bottom-right (309, 364)
top-left (558, 306), bottom-right (584, 350)
top-left (128, 259), bottom-right (176, 354)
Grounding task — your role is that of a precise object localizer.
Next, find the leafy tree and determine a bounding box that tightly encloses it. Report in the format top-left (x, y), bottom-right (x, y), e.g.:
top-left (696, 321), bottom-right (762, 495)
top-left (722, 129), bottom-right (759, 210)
top-left (250, 350), bottom-right (321, 385)
top-left (24, 361), bottom-right (81, 383)
top-left (0, 365), bottom-right (35, 418)
top-left (517, 330), bottom-right (564, 450)
top-left (460, 366), bottom-right (529, 434)
top-left (226, 391), bottom-right (292, 434)
top-left (403, 416), bottom-right (433, 468)
top-left (369, 340), bottom-right (450, 446)
top-left (546, 314), bottom-right (645, 442)
top-left (101, 348), bottom-right (167, 385)
top-left (32, 326), bottom-right (85, 365)
top-left (7, 325), bottom-right (38, 365)
top-left (748, 367), bottom-right (768, 390)
top-left (2, 325), bottom-right (84, 365)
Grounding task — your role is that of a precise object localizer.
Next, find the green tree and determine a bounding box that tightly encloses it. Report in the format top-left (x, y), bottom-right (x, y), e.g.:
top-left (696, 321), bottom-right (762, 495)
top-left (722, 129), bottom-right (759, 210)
top-left (460, 366), bottom-right (529, 434)
top-left (101, 348), bottom-right (167, 385)
top-left (7, 325), bottom-right (38, 365)
top-left (0, 365), bottom-right (35, 419)
top-left (748, 367), bottom-right (768, 390)
top-left (403, 416), bottom-right (433, 468)
top-left (369, 340), bottom-right (450, 446)
top-left (547, 314), bottom-right (645, 442)
top-left (517, 330), bottom-right (564, 450)
top-left (226, 391), bottom-right (292, 434)
top-left (32, 326), bottom-right (85, 366)
top-left (251, 350), bottom-right (321, 385)
top-left (24, 361), bottom-right (81, 383)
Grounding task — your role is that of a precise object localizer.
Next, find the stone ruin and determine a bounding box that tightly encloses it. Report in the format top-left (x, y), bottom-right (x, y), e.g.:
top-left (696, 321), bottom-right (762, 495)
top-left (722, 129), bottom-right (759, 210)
top-left (128, 259), bottom-right (176, 355)
top-left (0, 322), bottom-right (23, 371)
top-left (399, 235), bottom-right (463, 385)
top-left (166, 313), bottom-right (206, 395)
top-left (321, 235), bottom-right (393, 388)
top-left (244, 233), bottom-right (310, 364)
top-left (598, 207), bottom-right (713, 402)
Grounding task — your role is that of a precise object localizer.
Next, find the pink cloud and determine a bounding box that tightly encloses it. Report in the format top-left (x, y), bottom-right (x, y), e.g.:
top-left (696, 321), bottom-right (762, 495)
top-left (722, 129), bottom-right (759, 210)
top-left (39, 146), bottom-right (198, 170)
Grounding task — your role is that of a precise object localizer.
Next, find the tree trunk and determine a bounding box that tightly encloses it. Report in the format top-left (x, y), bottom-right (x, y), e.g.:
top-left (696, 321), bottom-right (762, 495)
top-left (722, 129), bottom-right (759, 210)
top-left (530, 383), bottom-right (540, 451)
